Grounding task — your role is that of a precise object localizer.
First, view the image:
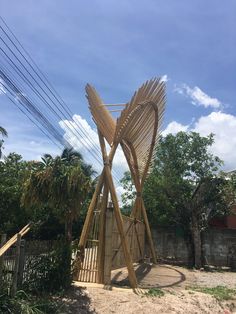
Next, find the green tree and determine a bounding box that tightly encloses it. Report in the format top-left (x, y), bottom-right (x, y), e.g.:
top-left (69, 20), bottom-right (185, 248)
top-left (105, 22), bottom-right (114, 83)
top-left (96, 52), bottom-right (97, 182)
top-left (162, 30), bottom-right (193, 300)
top-left (0, 153), bottom-right (29, 234)
top-left (121, 132), bottom-right (234, 268)
top-left (120, 171), bottom-right (136, 214)
top-left (22, 150), bottom-right (93, 242)
top-left (143, 132), bottom-right (233, 268)
top-left (0, 126), bottom-right (8, 158)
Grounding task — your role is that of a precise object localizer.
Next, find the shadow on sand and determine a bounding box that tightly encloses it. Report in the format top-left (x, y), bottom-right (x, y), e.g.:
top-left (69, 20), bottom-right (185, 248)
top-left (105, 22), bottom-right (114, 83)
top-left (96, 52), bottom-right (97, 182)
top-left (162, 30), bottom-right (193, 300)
top-left (111, 263), bottom-right (186, 289)
top-left (62, 286), bottom-right (96, 314)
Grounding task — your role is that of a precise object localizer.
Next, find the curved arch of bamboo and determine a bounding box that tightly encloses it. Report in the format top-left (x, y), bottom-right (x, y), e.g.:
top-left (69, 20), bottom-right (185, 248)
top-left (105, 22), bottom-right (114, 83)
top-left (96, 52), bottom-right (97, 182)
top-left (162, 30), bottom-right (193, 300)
top-left (76, 78), bottom-right (166, 288)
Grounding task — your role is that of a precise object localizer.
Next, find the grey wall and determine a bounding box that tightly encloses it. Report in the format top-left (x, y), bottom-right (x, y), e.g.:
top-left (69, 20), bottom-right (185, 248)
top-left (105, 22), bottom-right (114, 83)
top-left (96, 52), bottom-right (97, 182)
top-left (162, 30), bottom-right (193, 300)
top-left (152, 227), bottom-right (236, 269)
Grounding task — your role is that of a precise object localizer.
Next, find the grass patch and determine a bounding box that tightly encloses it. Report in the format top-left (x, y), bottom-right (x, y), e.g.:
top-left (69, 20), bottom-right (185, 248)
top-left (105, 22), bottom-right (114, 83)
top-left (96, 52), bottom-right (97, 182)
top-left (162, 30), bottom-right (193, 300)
top-left (144, 288), bottom-right (165, 298)
top-left (186, 285), bottom-right (236, 301)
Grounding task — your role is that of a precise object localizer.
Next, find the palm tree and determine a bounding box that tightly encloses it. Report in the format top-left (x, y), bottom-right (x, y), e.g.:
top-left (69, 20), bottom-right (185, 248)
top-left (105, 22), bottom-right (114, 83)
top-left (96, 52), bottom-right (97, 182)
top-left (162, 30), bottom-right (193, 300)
top-left (42, 148), bottom-right (96, 177)
top-left (61, 147), bottom-right (96, 176)
top-left (22, 149), bottom-right (93, 242)
top-left (0, 126), bottom-right (8, 158)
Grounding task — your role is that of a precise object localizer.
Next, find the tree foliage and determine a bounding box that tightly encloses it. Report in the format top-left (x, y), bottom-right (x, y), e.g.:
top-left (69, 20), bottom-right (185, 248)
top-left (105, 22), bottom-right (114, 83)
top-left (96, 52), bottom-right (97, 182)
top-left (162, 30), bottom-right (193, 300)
top-left (0, 148), bottom-right (95, 240)
top-left (143, 132), bottom-right (230, 226)
top-left (121, 131), bottom-right (235, 267)
top-left (21, 149), bottom-right (93, 242)
top-left (120, 171), bottom-right (136, 214)
top-left (0, 153), bottom-right (30, 234)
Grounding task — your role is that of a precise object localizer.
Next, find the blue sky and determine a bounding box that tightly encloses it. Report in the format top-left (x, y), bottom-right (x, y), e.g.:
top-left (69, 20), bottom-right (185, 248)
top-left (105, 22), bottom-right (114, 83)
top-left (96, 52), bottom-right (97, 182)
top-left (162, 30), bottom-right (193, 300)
top-left (1, 0), bottom-right (236, 174)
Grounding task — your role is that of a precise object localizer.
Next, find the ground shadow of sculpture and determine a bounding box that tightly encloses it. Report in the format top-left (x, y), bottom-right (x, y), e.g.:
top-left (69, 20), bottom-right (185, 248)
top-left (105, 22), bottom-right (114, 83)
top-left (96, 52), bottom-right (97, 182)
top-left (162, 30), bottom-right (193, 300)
top-left (111, 264), bottom-right (186, 288)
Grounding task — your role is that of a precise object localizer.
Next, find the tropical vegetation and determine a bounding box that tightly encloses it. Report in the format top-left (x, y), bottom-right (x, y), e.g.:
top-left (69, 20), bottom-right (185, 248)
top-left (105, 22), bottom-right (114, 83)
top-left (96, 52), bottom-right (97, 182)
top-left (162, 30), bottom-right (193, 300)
top-left (121, 132), bottom-right (236, 268)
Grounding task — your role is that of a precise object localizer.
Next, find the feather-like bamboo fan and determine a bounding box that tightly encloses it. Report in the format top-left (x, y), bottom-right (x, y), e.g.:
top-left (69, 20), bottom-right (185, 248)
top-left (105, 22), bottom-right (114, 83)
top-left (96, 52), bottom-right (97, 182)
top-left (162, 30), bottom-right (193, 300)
top-left (86, 84), bottom-right (116, 146)
top-left (86, 78), bottom-right (165, 184)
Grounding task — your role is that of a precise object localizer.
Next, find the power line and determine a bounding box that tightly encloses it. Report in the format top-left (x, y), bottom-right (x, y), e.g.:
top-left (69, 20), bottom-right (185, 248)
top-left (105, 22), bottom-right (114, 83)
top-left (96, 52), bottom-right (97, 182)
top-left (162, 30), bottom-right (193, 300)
top-left (0, 41), bottom-right (107, 173)
top-left (0, 15), bottom-right (125, 179)
top-left (0, 71), bottom-right (65, 145)
top-left (0, 25), bottom-right (105, 161)
top-left (4, 91), bottom-right (64, 151)
top-left (0, 16), bottom-right (124, 182)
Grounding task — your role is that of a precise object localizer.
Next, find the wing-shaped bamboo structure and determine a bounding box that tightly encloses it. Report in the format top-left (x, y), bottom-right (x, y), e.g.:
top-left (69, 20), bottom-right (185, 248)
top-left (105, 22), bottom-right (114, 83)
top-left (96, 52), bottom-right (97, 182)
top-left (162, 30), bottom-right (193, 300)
top-left (116, 78), bottom-right (165, 185)
top-left (77, 78), bottom-right (166, 289)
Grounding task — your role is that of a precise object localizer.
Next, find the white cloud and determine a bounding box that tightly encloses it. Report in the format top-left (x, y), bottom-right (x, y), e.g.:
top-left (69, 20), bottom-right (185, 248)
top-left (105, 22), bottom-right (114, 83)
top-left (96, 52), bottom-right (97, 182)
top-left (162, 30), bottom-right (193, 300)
top-left (4, 138), bottom-right (60, 161)
top-left (116, 185), bottom-right (126, 206)
top-left (163, 111), bottom-right (236, 171)
top-left (160, 74), bottom-right (169, 83)
top-left (174, 84), bottom-right (222, 109)
top-left (193, 112), bottom-right (236, 171)
top-left (162, 121), bottom-right (189, 136)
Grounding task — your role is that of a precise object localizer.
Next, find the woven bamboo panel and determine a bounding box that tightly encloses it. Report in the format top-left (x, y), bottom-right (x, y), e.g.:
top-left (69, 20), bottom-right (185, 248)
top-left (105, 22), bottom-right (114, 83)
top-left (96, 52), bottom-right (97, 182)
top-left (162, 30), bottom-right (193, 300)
top-left (111, 215), bottom-right (145, 269)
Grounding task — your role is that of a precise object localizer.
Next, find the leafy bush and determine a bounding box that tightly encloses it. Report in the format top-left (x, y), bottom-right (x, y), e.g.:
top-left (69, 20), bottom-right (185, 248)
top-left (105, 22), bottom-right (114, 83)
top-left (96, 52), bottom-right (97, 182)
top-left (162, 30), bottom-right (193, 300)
top-left (23, 238), bottom-right (72, 293)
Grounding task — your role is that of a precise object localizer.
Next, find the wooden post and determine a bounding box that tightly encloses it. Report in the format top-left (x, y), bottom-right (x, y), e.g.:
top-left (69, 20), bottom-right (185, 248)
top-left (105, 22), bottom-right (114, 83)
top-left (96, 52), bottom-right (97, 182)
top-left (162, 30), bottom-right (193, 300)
top-left (103, 204), bottom-right (114, 285)
top-left (11, 233), bottom-right (21, 297)
top-left (0, 234), bottom-right (7, 289)
top-left (18, 239), bottom-right (26, 288)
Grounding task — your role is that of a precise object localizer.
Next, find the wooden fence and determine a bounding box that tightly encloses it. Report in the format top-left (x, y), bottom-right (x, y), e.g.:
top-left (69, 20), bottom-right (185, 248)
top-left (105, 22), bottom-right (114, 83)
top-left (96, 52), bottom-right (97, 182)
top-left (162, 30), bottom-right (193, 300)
top-left (0, 233), bottom-right (55, 296)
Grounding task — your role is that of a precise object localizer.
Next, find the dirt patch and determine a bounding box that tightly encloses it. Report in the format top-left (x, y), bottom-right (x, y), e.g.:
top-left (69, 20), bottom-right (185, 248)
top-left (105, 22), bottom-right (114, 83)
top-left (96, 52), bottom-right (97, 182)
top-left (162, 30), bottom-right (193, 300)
top-left (68, 264), bottom-right (236, 314)
top-left (86, 287), bottom-right (233, 314)
top-left (111, 263), bottom-right (236, 290)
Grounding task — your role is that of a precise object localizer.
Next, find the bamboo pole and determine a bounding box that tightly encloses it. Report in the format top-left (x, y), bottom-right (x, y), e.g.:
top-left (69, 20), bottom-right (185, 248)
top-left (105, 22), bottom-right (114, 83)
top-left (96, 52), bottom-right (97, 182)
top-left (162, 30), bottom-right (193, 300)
top-left (140, 198), bottom-right (157, 264)
top-left (97, 184), bottom-right (109, 283)
top-left (79, 170), bottom-right (105, 247)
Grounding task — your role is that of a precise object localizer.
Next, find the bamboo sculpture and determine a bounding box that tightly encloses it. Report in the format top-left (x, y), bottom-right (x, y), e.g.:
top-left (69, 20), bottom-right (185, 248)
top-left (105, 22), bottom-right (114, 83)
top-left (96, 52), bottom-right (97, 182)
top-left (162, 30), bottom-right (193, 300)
top-left (75, 78), bottom-right (165, 288)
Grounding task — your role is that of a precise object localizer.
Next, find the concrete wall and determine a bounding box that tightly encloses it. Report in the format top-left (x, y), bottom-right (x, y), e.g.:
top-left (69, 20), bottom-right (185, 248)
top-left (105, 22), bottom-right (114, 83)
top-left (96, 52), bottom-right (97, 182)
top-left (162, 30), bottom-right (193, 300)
top-left (152, 227), bottom-right (236, 269)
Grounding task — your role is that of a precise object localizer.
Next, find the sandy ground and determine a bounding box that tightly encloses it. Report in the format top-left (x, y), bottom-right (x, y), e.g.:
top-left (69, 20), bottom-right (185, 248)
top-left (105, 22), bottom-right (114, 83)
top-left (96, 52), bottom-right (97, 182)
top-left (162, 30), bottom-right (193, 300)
top-left (63, 264), bottom-right (236, 314)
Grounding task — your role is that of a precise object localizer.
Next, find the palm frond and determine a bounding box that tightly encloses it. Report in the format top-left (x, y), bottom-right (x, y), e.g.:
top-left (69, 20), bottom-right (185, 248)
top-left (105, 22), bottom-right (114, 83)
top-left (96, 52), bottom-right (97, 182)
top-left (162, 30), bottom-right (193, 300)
top-left (0, 126), bottom-right (8, 137)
